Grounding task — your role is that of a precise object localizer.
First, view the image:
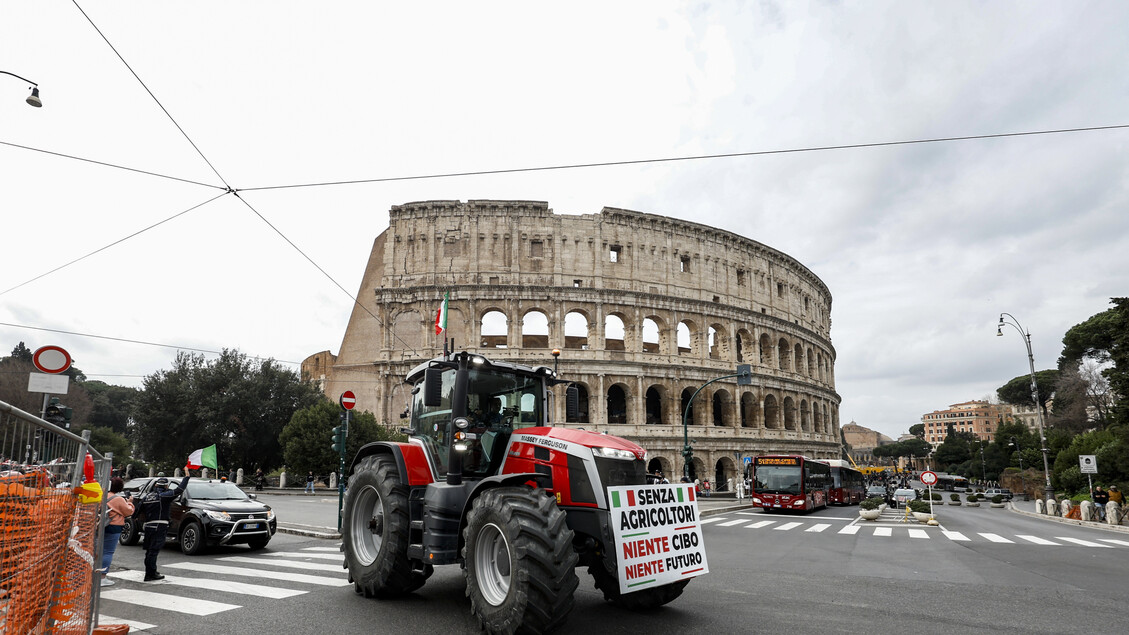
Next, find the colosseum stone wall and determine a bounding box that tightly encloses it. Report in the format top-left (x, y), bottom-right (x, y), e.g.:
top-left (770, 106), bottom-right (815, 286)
top-left (308, 199), bottom-right (841, 487)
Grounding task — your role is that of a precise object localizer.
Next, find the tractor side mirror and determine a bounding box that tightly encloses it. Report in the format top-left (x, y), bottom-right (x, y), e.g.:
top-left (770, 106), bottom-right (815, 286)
top-left (565, 385), bottom-right (579, 421)
top-left (424, 368), bottom-right (443, 407)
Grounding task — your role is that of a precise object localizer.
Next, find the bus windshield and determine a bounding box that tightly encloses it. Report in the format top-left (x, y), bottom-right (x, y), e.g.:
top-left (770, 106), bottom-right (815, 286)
top-left (754, 465), bottom-right (802, 495)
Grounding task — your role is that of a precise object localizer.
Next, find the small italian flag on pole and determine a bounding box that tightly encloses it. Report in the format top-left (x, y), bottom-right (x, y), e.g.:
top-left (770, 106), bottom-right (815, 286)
top-left (435, 292), bottom-right (449, 335)
top-left (186, 444), bottom-right (218, 471)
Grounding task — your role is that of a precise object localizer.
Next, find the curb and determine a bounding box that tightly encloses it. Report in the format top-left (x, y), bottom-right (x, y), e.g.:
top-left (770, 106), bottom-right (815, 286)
top-left (277, 522), bottom-right (341, 540)
top-left (1008, 502), bottom-right (1129, 534)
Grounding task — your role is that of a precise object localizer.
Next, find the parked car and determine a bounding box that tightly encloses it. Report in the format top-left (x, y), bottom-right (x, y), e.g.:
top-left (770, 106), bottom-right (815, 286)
top-left (120, 477), bottom-right (276, 554)
top-left (866, 485), bottom-right (888, 499)
top-left (984, 488), bottom-right (1013, 501)
top-left (892, 488), bottom-right (918, 508)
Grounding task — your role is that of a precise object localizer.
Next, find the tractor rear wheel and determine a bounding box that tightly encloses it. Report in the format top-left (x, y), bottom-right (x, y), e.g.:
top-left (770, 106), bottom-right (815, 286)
top-left (342, 454), bottom-right (430, 596)
top-left (463, 487), bottom-right (579, 634)
top-left (588, 561), bottom-right (689, 610)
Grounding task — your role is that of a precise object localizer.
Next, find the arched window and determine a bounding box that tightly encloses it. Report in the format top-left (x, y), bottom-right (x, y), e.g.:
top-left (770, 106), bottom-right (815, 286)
top-left (606, 384), bottom-right (627, 423)
top-left (567, 384), bottom-right (590, 423)
top-left (678, 321), bottom-right (693, 355)
top-left (642, 318), bottom-right (661, 354)
top-left (521, 311), bottom-right (549, 348)
top-left (800, 399), bottom-right (811, 432)
top-left (783, 396), bottom-right (796, 430)
top-left (778, 339), bottom-right (791, 371)
top-left (712, 390), bottom-right (728, 426)
top-left (680, 388), bottom-right (696, 425)
top-left (794, 344), bottom-right (805, 376)
top-left (759, 333), bottom-right (772, 365)
top-left (763, 394), bottom-right (779, 429)
top-left (564, 311), bottom-right (589, 350)
top-left (605, 315), bottom-right (625, 351)
top-left (645, 387), bottom-right (663, 424)
top-left (481, 310), bottom-right (508, 348)
top-left (741, 392), bottom-right (760, 428)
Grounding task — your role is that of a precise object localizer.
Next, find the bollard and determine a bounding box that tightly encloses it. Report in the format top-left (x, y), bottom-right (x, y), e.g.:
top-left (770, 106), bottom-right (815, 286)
top-left (1080, 500), bottom-right (1095, 522)
top-left (1035, 499), bottom-right (1045, 514)
top-left (237, 467), bottom-right (244, 486)
top-left (1107, 501), bottom-right (1121, 525)
top-left (1047, 499), bottom-right (1059, 516)
top-left (1060, 499), bottom-right (1073, 518)
top-left (329, 471), bottom-right (337, 490)
top-left (202, 468), bottom-right (209, 479)
top-left (279, 471), bottom-right (287, 488)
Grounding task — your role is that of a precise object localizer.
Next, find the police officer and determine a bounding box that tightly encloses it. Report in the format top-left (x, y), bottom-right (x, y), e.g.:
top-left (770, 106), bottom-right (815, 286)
top-left (141, 474), bottom-right (190, 581)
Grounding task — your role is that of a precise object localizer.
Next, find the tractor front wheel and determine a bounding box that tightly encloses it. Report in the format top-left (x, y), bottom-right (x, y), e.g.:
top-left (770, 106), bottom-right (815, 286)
top-left (342, 454), bottom-right (430, 596)
top-left (463, 487), bottom-right (579, 634)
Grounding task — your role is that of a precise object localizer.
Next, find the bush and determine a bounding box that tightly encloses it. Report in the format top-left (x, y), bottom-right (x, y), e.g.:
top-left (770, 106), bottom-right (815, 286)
top-left (991, 495), bottom-right (1004, 504)
top-left (930, 491), bottom-right (942, 501)
top-left (907, 499), bottom-right (931, 513)
top-left (950, 493), bottom-right (961, 502)
top-left (859, 497), bottom-right (883, 511)
top-left (966, 493), bottom-right (979, 503)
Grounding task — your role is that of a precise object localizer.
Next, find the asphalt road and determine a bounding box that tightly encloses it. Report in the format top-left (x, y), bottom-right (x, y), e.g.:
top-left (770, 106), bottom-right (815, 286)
top-left (97, 495), bottom-right (1129, 634)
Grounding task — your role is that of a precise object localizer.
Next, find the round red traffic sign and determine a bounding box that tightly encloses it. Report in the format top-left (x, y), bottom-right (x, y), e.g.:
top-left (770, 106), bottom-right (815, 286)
top-left (920, 470), bottom-right (938, 486)
top-left (33, 346), bottom-right (72, 374)
top-left (339, 391), bottom-right (356, 410)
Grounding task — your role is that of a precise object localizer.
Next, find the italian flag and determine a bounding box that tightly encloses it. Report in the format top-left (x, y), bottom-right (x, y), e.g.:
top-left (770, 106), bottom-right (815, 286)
top-left (186, 444), bottom-right (218, 470)
top-left (435, 292), bottom-right (449, 335)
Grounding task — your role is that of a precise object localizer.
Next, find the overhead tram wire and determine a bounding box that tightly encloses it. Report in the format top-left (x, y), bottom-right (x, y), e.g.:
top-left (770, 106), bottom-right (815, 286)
top-left (0, 320), bottom-right (300, 365)
top-left (0, 192), bottom-right (230, 298)
top-left (237, 123), bottom-right (1129, 192)
top-left (0, 141), bottom-right (228, 191)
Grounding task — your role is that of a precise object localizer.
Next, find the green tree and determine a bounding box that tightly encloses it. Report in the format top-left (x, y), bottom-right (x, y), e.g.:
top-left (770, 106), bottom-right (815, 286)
top-left (908, 423), bottom-right (925, 438)
top-left (1059, 298), bottom-right (1129, 426)
top-left (996, 370), bottom-right (1059, 420)
top-left (280, 400), bottom-right (406, 477)
top-left (75, 425), bottom-right (134, 467)
top-left (132, 350), bottom-right (323, 473)
top-left (83, 380), bottom-right (139, 436)
top-left (10, 341), bottom-right (33, 361)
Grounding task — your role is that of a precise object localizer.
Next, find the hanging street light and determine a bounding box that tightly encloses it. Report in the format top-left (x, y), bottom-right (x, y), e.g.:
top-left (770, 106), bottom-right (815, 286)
top-left (1, 70), bottom-right (42, 107)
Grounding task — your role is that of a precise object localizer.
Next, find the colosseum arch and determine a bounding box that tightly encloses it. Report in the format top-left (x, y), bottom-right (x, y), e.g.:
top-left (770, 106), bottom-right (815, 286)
top-left (783, 396), bottom-right (797, 430)
top-left (740, 392), bottom-right (761, 428)
top-left (759, 333), bottom-right (773, 365)
top-left (778, 338), bottom-right (792, 371)
top-left (794, 343), bottom-right (805, 377)
top-left (680, 387), bottom-right (698, 426)
top-left (763, 394), bottom-right (780, 429)
top-left (645, 385), bottom-right (666, 425)
top-left (481, 309), bottom-right (508, 348)
top-left (647, 456), bottom-right (674, 478)
top-left (321, 200), bottom-right (839, 464)
top-left (606, 383), bottom-right (629, 424)
top-left (735, 328), bottom-right (753, 363)
top-left (521, 310), bottom-right (549, 349)
top-left (714, 457), bottom-right (738, 490)
top-left (568, 383), bottom-right (591, 423)
top-left (712, 388), bottom-right (734, 427)
top-left (800, 398), bottom-right (811, 432)
top-left (605, 313), bottom-right (626, 351)
top-left (563, 310), bottom-right (590, 350)
top-left (642, 316), bottom-right (663, 354)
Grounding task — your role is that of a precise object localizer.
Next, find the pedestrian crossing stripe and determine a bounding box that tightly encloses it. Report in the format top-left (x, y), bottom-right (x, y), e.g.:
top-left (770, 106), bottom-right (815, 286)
top-left (717, 519), bottom-right (748, 527)
top-left (263, 551), bottom-right (344, 561)
top-left (747, 520), bottom-right (775, 529)
top-left (218, 555), bottom-right (344, 572)
top-left (109, 570), bottom-right (306, 598)
top-left (774, 522), bottom-right (802, 531)
top-left (941, 531), bottom-right (969, 541)
top-left (96, 614), bottom-right (156, 632)
top-left (1017, 535), bottom-right (1058, 545)
top-left (164, 562), bottom-right (351, 586)
top-left (908, 529), bottom-right (929, 539)
top-left (979, 533), bottom-right (1013, 543)
top-left (99, 589), bottom-right (240, 616)
top-left (838, 525), bottom-right (861, 535)
top-left (1100, 539), bottom-right (1129, 547)
top-left (805, 523), bottom-right (831, 533)
top-left (1056, 537), bottom-right (1113, 548)
top-left (873, 527), bottom-right (892, 537)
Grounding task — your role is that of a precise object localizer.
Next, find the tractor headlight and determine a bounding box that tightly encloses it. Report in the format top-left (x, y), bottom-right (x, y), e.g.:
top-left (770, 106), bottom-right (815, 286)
top-left (592, 447), bottom-right (635, 461)
top-left (454, 416), bottom-right (470, 430)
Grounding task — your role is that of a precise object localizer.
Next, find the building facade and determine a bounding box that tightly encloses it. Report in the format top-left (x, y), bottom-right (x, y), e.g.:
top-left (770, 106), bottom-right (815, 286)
top-left (306, 200), bottom-right (842, 487)
top-left (922, 400), bottom-right (1008, 446)
top-left (840, 421), bottom-right (894, 464)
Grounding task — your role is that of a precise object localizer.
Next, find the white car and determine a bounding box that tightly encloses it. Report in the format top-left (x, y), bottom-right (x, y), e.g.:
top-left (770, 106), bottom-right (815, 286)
top-left (892, 488), bottom-right (917, 508)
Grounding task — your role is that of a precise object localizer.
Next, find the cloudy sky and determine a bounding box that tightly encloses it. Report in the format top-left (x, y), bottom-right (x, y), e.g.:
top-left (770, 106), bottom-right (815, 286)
top-left (2, 2), bottom-right (1126, 441)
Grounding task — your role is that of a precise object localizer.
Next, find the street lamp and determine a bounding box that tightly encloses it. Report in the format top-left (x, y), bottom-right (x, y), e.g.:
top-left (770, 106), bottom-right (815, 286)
top-left (979, 440), bottom-right (987, 485)
top-left (998, 313), bottom-right (1055, 504)
top-left (0, 70), bottom-right (42, 107)
top-left (1008, 436), bottom-right (1030, 501)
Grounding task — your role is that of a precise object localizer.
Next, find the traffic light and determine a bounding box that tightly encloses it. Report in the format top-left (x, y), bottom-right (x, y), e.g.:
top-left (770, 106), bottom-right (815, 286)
top-left (331, 423), bottom-right (348, 455)
top-left (44, 399), bottom-right (66, 428)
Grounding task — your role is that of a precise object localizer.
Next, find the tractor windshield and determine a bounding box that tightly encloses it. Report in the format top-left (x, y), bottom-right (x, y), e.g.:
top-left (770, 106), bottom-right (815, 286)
top-left (410, 363), bottom-right (546, 476)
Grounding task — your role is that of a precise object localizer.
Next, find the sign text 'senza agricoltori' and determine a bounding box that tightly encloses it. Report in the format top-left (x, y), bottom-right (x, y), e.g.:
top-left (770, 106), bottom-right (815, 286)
top-left (607, 483), bottom-right (709, 594)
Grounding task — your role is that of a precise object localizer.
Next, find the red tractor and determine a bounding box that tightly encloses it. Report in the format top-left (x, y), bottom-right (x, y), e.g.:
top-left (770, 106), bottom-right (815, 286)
top-left (340, 352), bottom-right (700, 633)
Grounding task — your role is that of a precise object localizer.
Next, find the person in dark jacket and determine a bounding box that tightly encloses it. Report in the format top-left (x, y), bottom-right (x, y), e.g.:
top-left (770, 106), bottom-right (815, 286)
top-left (140, 474), bottom-right (190, 581)
top-left (1093, 485), bottom-right (1110, 521)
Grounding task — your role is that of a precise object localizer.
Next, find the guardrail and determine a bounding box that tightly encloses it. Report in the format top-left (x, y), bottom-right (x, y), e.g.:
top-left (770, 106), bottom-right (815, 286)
top-left (1, 398), bottom-right (112, 634)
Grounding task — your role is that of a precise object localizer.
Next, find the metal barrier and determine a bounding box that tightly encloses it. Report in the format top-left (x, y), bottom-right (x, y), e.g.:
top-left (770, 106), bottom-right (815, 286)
top-left (1, 399), bottom-right (112, 635)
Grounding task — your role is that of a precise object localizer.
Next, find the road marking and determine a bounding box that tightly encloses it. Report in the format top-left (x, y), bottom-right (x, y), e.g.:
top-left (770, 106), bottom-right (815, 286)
top-left (1098, 539), bottom-right (1129, 547)
top-left (99, 589), bottom-right (240, 616)
top-left (263, 551), bottom-right (343, 561)
top-left (908, 529), bottom-right (929, 539)
top-left (838, 524), bottom-right (861, 535)
top-left (942, 531), bottom-right (969, 541)
top-left (718, 519), bottom-right (749, 527)
top-left (873, 527), bottom-right (892, 537)
top-left (218, 556), bottom-right (343, 572)
top-left (1055, 537), bottom-right (1113, 548)
top-left (978, 533), bottom-right (1014, 543)
top-left (110, 570), bottom-right (306, 598)
top-left (737, 511), bottom-right (761, 516)
top-left (97, 615), bottom-right (156, 631)
top-left (805, 523), bottom-right (831, 532)
top-left (164, 562), bottom-right (351, 586)
top-left (1016, 535), bottom-right (1059, 545)
top-left (302, 546), bottom-right (342, 552)
top-left (699, 517), bottom-right (727, 525)
top-left (774, 522), bottom-right (803, 531)
top-left (746, 520), bottom-right (776, 529)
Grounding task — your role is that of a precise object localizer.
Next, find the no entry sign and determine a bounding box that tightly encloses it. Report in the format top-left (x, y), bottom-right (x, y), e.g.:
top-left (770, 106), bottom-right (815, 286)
top-left (920, 470), bottom-right (938, 486)
top-left (33, 346), bottom-right (72, 374)
top-left (339, 391), bottom-right (356, 410)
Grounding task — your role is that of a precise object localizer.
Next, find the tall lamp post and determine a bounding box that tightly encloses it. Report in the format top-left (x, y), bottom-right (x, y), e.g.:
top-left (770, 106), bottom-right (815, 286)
top-left (1008, 436), bottom-right (1029, 501)
top-left (979, 440), bottom-right (987, 485)
top-left (998, 313), bottom-right (1055, 503)
top-left (0, 70), bottom-right (42, 107)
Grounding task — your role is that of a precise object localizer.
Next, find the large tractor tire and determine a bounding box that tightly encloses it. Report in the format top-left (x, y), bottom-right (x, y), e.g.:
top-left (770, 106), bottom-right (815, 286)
top-left (342, 454), bottom-right (431, 596)
top-left (588, 561), bottom-right (689, 610)
top-left (463, 487), bottom-right (579, 634)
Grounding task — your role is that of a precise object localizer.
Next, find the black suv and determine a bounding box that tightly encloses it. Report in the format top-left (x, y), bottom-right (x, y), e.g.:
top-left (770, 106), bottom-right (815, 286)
top-left (120, 478), bottom-right (276, 554)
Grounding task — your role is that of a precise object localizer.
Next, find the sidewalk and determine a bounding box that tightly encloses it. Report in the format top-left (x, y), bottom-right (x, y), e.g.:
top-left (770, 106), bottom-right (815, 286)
top-left (1008, 500), bottom-right (1129, 534)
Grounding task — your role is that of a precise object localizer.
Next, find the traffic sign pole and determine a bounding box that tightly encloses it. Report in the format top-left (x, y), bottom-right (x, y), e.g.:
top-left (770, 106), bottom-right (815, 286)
top-left (336, 391), bottom-right (355, 531)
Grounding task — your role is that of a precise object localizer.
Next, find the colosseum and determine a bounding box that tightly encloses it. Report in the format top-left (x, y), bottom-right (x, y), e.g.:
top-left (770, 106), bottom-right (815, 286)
top-left (304, 199), bottom-right (842, 489)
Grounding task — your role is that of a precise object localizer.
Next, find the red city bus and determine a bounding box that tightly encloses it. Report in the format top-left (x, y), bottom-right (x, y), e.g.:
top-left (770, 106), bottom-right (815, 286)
top-left (750, 455), bottom-right (831, 512)
top-left (820, 459), bottom-right (865, 505)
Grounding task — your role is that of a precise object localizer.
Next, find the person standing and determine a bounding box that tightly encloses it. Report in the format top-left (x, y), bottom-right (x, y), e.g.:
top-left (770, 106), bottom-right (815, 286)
top-left (304, 471), bottom-right (315, 495)
top-left (255, 468), bottom-right (265, 491)
top-left (100, 477), bottom-right (134, 587)
top-left (1093, 485), bottom-right (1109, 521)
top-left (140, 474), bottom-right (190, 581)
